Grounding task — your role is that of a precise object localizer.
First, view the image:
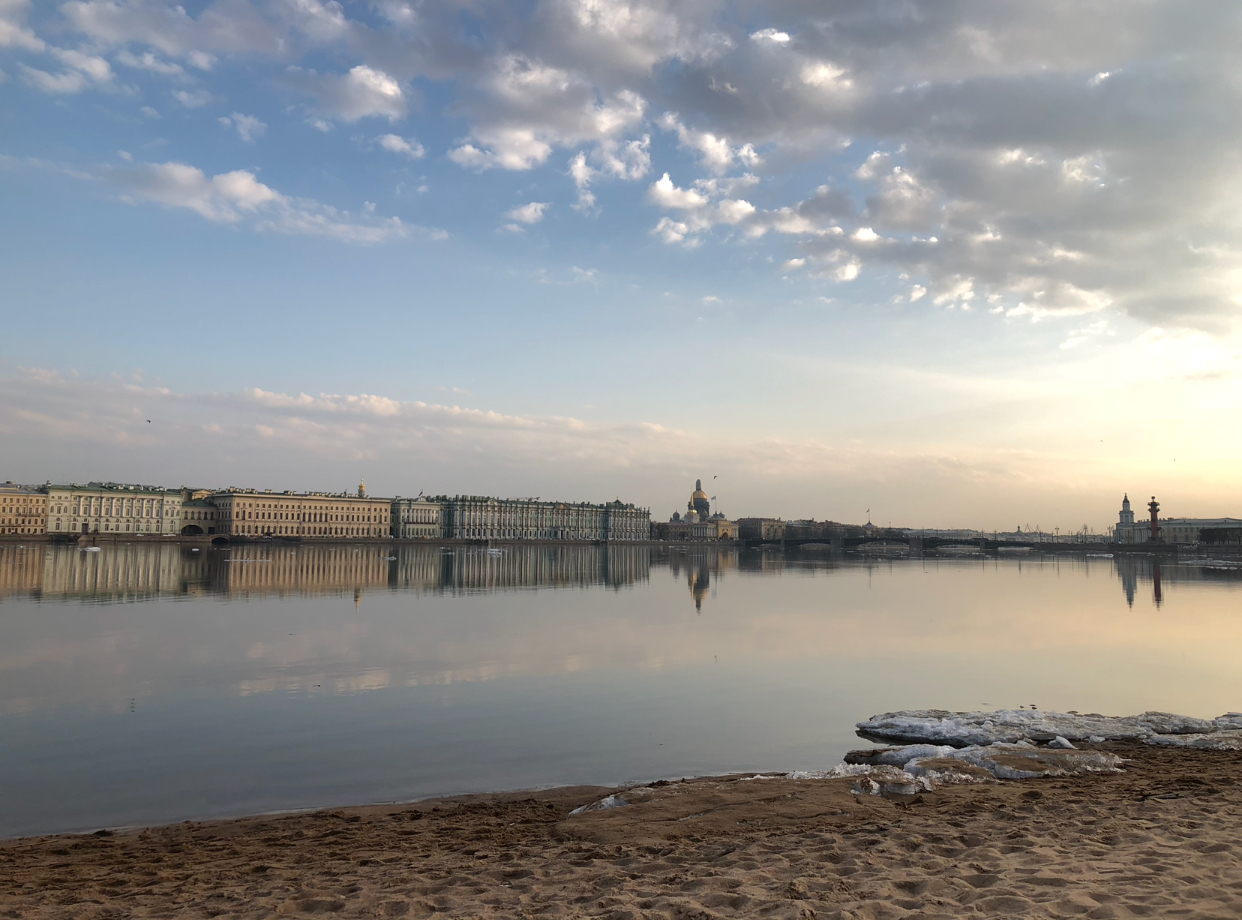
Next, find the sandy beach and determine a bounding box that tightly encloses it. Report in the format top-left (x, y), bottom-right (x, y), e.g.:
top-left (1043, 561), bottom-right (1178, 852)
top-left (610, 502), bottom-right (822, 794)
top-left (2, 742), bottom-right (1239, 919)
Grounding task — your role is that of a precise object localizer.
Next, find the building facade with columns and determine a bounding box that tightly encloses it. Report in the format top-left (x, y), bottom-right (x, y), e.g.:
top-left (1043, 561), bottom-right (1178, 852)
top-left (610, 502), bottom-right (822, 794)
top-left (208, 482), bottom-right (390, 539)
top-left (45, 483), bottom-right (183, 536)
top-left (391, 497), bottom-right (443, 539)
top-left (436, 496), bottom-right (649, 541)
top-left (0, 483), bottom-right (47, 536)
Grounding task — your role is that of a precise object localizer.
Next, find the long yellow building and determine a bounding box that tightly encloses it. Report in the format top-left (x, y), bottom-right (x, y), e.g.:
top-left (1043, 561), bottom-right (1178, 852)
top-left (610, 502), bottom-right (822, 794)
top-left (208, 483), bottom-right (390, 539)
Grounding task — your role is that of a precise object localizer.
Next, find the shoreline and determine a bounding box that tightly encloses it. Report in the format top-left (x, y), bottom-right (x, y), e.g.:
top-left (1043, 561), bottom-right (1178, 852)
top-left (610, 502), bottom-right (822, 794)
top-left (4, 742), bottom-right (1240, 918)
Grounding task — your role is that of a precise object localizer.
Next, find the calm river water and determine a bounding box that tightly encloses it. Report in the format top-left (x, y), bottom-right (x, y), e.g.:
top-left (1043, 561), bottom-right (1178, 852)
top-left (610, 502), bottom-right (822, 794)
top-left (1, 541), bottom-right (1240, 838)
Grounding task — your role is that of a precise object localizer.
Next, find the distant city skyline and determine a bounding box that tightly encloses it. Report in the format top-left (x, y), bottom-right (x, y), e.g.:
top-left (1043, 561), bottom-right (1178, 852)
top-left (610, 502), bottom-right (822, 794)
top-left (3, 2), bottom-right (1242, 530)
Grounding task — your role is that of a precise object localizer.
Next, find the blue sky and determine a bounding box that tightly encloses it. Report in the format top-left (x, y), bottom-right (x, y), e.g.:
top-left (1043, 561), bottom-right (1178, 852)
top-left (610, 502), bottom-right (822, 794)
top-left (3, 0), bottom-right (1242, 530)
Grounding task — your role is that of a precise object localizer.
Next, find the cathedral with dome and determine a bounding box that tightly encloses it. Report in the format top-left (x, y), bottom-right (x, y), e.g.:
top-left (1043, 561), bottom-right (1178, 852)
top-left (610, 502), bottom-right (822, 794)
top-left (659, 479), bottom-right (736, 541)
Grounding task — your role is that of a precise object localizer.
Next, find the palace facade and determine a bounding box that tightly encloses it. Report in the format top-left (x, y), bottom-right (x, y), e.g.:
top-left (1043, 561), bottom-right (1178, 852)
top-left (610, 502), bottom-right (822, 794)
top-left (45, 483), bottom-right (183, 536)
top-left (437, 496), bottom-right (649, 541)
top-left (391, 497), bottom-right (443, 539)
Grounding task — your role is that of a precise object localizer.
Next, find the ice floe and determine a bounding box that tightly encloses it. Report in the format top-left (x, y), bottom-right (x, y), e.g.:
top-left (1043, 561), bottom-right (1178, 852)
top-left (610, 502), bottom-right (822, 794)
top-left (857, 709), bottom-right (1236, 746)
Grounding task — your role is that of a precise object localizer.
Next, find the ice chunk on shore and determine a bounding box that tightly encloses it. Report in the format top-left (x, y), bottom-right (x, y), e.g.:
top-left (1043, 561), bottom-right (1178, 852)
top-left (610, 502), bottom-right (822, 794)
top-left (1048, 736), bottom-right (1076, 749)
top-left (569, 794), bottom-right (629, 814)
top-left (843, 744), bottom-right (957, 767)
top-left (857, 709), bottom-right (1223, 746)
top-left (831, 743), bottom-right (1123, 789)
top-left (1145, 730), bottom-right (1242, 752)
top-left (944, 744), bottom-right (1124, 780)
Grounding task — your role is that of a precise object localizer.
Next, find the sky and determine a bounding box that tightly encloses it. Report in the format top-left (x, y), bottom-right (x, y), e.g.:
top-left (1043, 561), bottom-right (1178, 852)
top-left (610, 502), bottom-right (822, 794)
top-left (2, 0), bottom-right (1242, 531)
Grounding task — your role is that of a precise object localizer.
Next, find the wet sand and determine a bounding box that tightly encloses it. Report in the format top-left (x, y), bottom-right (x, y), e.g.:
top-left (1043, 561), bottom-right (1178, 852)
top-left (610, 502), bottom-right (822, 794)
top-left (2, 743), bottom-right (1239, 919)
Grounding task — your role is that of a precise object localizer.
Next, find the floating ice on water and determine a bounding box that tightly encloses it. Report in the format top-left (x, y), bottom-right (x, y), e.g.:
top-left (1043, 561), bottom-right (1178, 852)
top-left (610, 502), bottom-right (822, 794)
top-left (857, 709), bottom-right (1228, 746)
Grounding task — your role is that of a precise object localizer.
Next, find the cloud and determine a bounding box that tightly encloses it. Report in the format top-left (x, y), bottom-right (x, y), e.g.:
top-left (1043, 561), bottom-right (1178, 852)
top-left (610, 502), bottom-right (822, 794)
top-left (219, 112), bottom-right (266, 143)
top-left (448, 55), bottom-right (646, 170)
top-left (101, 159), bottom-right (409, 242)
top-left (20, 65), bottom-right (89, 94)
top-left (658, 113), bottom-right (758, 174)
top-left (376, 134), bottom-right (424, 158)
top-left (0, 0), bottom-right (43, 52)
top-left (173, 88), bottom-right (212, 107)
top-left (115, 49), bottom-right (183, 76)
top-left (19, 44), bottom-right (114, 94)
top-left (287, 65), bottom-right (407, 122)
top-left (506, 201), bottom-right (548, 224)
top-left (16, 0), bottom-right (1242, 328)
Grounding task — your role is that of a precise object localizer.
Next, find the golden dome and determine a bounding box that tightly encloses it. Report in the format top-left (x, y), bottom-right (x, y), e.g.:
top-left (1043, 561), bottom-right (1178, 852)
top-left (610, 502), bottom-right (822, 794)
top-left (691, 489), bottom-right (708, 500)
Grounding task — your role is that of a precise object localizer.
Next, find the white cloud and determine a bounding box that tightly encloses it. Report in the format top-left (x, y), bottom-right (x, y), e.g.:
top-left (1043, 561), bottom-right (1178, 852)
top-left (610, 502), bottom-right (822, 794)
top-left (651, 216), bottom-right (689, 244)
top-left (781, 258), bottom-right (805, 271)
top-left (567, 135), bottom-right (650, 211)
top-left (647, 172), bottom-right (708, 210)
top-left (102, 159), bottom-right (409, 243)
top-left (219, 112), bottom-right (267, 143)
top-left (19, 44), bottom-right (114, 94)
top-left (377, 134), bottom-right (424, 158)
top-left (659, 113), bottom-right (752, 173)
top-left (750, 28), bottom-right (790, 44)
top-left (51, 47), bottom-right (113, 83)
top-left (506, 201), bottom-right (549, 224)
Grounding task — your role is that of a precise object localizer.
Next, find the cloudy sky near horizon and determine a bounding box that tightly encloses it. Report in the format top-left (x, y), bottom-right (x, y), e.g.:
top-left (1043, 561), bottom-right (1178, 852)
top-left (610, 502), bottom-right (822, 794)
top-left (3, 0), bottom-right (1242, 530)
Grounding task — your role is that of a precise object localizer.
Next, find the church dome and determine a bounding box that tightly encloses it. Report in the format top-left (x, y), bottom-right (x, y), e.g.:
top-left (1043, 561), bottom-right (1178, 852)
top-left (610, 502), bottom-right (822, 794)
top-left (691, 488), bottom-right (708, 501)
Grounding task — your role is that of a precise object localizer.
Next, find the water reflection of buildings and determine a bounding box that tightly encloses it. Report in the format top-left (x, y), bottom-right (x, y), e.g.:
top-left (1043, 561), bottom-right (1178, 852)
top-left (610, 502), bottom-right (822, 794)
top-left (1107, 554), bottom-right (1242, 608)
top-left (392, 545), bottom-right (651, 593)
top-left (0, 543), bottom-right (652, 601)
top-left (664, 546), bottom-right (738, 611)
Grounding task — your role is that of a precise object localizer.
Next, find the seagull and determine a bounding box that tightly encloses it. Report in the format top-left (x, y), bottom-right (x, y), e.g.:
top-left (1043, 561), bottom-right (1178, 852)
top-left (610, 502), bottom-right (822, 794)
top-left (146, 419), bottom-right (151, 423)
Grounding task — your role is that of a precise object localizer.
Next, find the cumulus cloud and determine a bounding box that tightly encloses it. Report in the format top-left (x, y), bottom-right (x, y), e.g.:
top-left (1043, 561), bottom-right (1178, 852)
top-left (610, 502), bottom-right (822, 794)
top-left (16, 0), bottom-right (1242, 328)
top-left (102, 159), bottom-right (409, 242)
top-left (448, 55), bottom-right (646, 170)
